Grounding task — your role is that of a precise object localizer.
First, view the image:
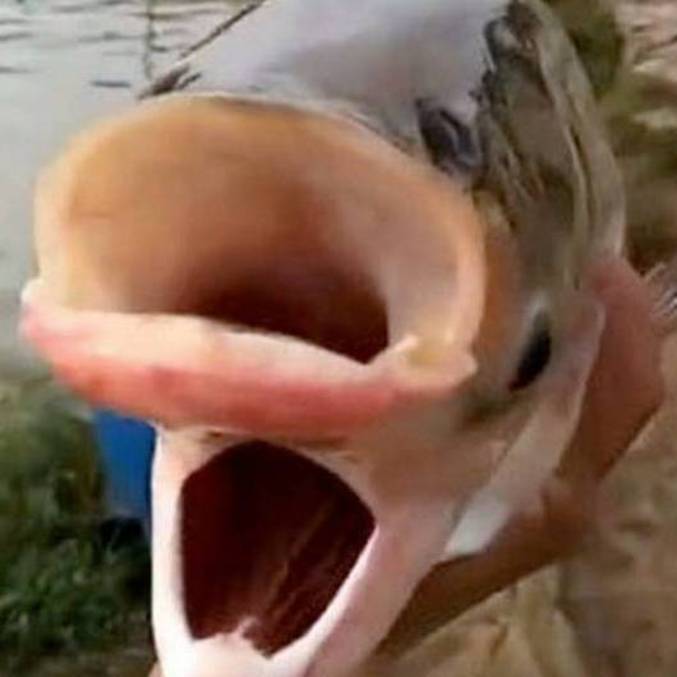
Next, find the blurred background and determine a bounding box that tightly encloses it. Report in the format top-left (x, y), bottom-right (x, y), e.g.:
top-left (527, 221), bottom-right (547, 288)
top-left (1, 0), bottom-right (677, 675)
top-left (0, 2), bottom-right (247, 674)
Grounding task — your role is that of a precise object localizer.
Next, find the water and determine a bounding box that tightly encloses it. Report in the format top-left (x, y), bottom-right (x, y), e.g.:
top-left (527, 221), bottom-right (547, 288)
top-left (0, 0), bottom-right (240, 376)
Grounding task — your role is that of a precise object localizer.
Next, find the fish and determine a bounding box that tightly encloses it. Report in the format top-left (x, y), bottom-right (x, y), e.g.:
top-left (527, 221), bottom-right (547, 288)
top-left (19, 1), bottom-right (628, 675)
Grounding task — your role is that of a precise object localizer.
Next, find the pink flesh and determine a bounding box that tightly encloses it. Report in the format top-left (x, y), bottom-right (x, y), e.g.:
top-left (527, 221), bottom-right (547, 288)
top-left (21, 283), bottom-right (466, 438)
top-left (181, 441), bottom-right (374, 654)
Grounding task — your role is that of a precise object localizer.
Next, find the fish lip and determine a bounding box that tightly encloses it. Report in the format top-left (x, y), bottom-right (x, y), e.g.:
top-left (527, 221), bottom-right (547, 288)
top-left (20, 278), bottom-right (477, 439)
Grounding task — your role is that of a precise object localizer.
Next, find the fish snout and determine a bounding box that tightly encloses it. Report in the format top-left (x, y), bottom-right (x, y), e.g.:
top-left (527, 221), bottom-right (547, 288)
top-left (21, 94), bottom-right (492, 677)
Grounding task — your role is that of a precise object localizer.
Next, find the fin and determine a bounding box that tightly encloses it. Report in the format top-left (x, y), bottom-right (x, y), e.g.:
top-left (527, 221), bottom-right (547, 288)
top-left (441, 493), bottom-right (509, 560)
top-left (645, 254), bottom-right (677, 335)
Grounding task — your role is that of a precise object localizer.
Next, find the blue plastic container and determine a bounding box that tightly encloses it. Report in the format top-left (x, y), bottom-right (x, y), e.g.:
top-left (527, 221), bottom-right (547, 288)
top-left (92, 409), bottom-right (155, 532)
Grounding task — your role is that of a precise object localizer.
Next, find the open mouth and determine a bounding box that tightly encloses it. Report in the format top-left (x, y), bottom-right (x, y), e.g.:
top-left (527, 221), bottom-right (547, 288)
top-left (181, 442), bottom-right (375, 655)
top-left (25, 95), bottom-right (486, 439)
top-left (22, 94), bottom-right (489, 675)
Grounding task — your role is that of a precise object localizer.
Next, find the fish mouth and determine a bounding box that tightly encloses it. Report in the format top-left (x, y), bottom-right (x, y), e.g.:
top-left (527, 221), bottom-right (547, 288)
top-left (22, 94), bottom-right (490, 675)
top-left (24, 94), bottom-right (486, 438)
top-left (180, 441), bottom-right (374, 656)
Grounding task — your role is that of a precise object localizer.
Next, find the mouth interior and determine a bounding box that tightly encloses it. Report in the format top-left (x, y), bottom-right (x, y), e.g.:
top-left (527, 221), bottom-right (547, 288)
top-left (45, 97), bottom-right (395, 364)
top-left (180, 441), bottom-right (375, 655)
top-left (185, 249), bottom-right (389, 364)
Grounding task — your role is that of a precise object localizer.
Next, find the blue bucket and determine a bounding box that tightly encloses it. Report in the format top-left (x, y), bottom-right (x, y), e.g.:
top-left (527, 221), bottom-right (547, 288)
top-left (92, 409), bottom-right (155, 531)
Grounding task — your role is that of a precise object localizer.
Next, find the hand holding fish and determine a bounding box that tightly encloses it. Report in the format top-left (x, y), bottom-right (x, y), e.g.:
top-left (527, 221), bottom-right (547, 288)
top-left (384, 256), bottom-right (666, 651)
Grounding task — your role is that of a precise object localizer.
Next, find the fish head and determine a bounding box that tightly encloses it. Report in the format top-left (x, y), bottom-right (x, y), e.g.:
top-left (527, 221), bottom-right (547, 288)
top-left (20, 1), bottom-right (624, 676)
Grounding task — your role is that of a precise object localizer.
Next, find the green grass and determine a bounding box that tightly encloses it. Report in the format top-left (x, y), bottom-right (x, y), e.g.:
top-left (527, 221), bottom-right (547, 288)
top-left (547, 0), bottom-right (624, 98)
top-left (0, 380), bottom-right (151, 674)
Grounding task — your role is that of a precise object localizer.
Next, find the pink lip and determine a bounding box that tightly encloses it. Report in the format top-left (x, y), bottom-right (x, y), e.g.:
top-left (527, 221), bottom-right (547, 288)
top-left (21, 281), bottom-right (474, 439)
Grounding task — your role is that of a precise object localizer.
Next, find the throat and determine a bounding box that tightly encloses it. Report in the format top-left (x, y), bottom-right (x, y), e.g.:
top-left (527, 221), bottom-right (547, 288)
top-left (185, 253), bottom-right (389, 364)
top-left (180, 441), bottom-right (375, 655)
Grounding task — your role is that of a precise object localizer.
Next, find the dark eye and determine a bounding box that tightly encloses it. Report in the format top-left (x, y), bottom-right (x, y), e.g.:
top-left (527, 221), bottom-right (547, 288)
top-left (415, 99), bottom-right (482, 175)
top-left (510, 321), bottom-right (552, 391)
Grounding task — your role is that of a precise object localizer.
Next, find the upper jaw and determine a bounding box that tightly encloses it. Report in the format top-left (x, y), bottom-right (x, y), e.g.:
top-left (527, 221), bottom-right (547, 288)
top-left (24, 94), bottom-right (487, 439)
top-left (20, 279), bottom-right (476, 441)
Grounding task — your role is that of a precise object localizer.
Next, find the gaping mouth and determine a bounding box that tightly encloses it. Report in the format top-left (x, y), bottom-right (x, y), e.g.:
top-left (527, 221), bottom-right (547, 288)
top-left (22, 94), bottom-right (490, 675)
top-left (24, 95), bottom-right (486, 439)
top-left (181, 442), bottom-right (374, 655)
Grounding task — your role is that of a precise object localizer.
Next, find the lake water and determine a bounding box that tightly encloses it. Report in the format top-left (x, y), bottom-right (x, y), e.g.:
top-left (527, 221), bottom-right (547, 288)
top-left (0, 0), bottom-right (240, 376)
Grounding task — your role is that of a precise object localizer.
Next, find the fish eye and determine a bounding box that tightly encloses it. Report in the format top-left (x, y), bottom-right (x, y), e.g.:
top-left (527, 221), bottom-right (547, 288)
top-left (510, 319), bottom-right (552, 391)
top-left (415, 99), bottom-right (481, 175)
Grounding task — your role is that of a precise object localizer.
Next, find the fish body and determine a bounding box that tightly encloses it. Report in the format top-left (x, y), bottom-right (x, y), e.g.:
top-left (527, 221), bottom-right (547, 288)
top-left (20, 1), bottom-right (624, 676)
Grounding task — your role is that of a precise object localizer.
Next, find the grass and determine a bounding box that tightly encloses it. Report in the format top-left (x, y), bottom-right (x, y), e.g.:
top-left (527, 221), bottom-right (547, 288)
top-left (0, 380), bottom-right (152, 675)
top-left (549, 0), bottom-right (677, 270)
top-left (547, 0), bottom-right (624, 98)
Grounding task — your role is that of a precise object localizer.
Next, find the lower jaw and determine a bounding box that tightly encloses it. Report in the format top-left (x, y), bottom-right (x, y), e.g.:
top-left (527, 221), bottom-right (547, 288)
top-left (150, 430), bottom-right (457, 677)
